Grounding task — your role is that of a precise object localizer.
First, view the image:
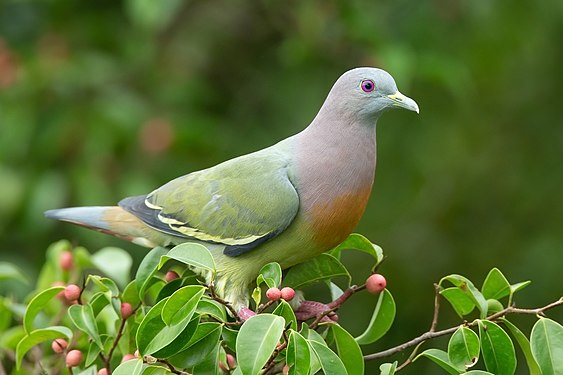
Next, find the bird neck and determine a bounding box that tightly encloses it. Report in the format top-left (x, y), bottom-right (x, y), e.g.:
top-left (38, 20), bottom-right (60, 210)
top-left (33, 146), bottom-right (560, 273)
top-left (293, 114), bottom-right (377, 248)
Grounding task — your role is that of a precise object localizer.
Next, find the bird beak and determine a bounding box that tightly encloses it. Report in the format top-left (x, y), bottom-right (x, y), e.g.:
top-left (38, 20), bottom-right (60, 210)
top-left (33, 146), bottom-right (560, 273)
top-left (387, 91), bottom-right (420, 114)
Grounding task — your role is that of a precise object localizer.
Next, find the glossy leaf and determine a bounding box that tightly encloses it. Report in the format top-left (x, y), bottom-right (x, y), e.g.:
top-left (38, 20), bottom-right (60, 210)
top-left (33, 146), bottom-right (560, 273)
top-left (158, 243), bottom-right (216, 275)
top-left (448, 326), bottom-right (480, 371)
top-left (440, 275), bottom-right (488, 318)
top-left (463, 371), bottom-right (495, 375)
top-left (87, 275), bottom-right (119, 297)
top-left (329, 233), bottom-right (384, 264)
top-left (530, 317), bottom-right (563, 375)
top-left (68, 304), bottom-right (104, 349)
top-left (236, 314), bottom-right (285, 375)
top-left (257, 262), bottom-right (282, 288)
top-left (161, 285), bottom-right (205, 326)
top-left (283, 253), bottom-right (350, 290)
top-left (23, 286), bottom-right (64, 334)
top-left (478, 320), bottom-right (516, 375)
top-left (16, 326), bottom-right (72, 369)
top-left (355, 289), bottom-right (396, 344)
top-left (308, 339), bottom-right (348, 375)
top-left (379, 362), bottom-right (398, 375)
top-left (414, 348), bottom-right (459, 375)
top-left (482, 268), bottom-right (511, 300)
top-left (191, 340), bottom-right (221, 374)
top-left (331, 323), bottom-right (364, 375)
top-left (136, 247), bottom-right (168, 299)
top-left (168, 322), bottom-right (223, 369)
top-left (196, 298), bottom-right (227, 322)
top-left (112, 358), bottom-right (145, 375)
top-left (152, 316), bottom-right (200, 358)
top-left (501, 318), bottom-right (541, 375)
top-left (441, 287), bottom-right (476, 317)
top-left (91, 246), bottom-right (132, 288)
top-left (287, 330), bottom-right (310, 375)
top-left (272, 300), bottom-right (298, 330)
top-left (509, 281), bottom-right (531, 295)
top-left (222, 326), bottom-right (238, 352)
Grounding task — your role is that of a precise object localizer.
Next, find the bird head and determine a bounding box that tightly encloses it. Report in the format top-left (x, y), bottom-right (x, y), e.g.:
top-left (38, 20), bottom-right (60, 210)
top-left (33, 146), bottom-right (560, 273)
top-left (326, 67), bottom-right (419, 122)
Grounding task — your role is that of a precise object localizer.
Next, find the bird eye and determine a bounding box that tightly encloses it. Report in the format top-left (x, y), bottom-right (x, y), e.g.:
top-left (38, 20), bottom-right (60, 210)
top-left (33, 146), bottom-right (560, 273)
top-left (361, 79), bottom-right (375, 92)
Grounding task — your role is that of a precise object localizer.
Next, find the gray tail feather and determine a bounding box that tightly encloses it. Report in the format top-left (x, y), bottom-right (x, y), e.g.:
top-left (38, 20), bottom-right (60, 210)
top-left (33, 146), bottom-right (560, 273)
top-left (45, 207), bottom-right (112, 231)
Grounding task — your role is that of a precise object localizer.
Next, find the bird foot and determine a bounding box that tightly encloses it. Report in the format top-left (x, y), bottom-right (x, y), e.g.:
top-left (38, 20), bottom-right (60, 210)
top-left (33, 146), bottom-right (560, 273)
top-left (238, 307), bottom-right (257, 321)
top-left (294, 300), bottom-right (338, 323)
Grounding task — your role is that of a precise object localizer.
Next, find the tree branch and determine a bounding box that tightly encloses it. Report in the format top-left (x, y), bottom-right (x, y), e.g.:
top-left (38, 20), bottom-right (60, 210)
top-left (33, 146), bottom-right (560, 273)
top-left (364, 296), bottom-right (563, 362)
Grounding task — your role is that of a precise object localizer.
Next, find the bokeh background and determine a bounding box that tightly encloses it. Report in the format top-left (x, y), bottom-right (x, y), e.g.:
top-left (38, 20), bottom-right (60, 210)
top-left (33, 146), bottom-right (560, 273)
top-left (0, 0), bottom-right (561, 373)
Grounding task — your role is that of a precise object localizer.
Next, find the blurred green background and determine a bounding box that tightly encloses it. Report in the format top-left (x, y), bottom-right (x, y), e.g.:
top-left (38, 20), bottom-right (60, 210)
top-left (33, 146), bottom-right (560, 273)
top-left (0, 0), bottom-right (561, 373)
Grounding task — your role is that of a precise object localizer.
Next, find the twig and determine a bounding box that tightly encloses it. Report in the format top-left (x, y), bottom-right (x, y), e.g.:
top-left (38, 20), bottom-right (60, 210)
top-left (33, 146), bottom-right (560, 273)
top-left (308, 284), bottom-right (365, 330)
top-left (364, 296), bottom-right (563, 362)
top-left (430, 284), bottom-right (441, 332)
top-left (105, 308), bottom-right (130, 374)
top-left (256, 300), bottom-right (276, 314)
top-left (208, 283), bottom-right (241, 323)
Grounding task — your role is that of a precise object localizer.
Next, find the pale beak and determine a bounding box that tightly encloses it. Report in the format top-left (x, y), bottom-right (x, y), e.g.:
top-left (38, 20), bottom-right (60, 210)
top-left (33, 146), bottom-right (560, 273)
top-left (387, 91), bottom-right (419, 114)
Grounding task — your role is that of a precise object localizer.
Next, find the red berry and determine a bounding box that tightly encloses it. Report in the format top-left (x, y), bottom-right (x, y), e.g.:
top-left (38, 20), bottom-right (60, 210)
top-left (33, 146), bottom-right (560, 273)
top-left (226, 353), bottom-right (236, 369)
top-left (98, 369), bottom-right (109, 375)
top-left (282, 364), bottom-right (290, 375)
top-left (366, 273), bottom-right (387, 294)
top-left (60, 251), bottom-right (74, 271)
top-left (121, 302), bottom-right (133, 320)
top-left (280, 287), bottom-right (295, 301)
top-left (64, 284), bottom-right (81, 302)
top-left (65, 349), bottom-right (83, 367)
top-left (165, 271), bottom-right (180, 282)
top-left (51, 338), bottom-right (68, 353)
top-left (121, 353), bottom-right (136, 362)
top-left (266, 287), bottom-right (281, 301)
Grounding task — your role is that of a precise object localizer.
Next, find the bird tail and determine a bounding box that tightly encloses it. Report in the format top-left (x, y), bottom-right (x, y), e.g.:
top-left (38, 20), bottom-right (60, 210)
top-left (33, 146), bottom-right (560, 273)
top-left (45, 206), bottom-right (159, 247)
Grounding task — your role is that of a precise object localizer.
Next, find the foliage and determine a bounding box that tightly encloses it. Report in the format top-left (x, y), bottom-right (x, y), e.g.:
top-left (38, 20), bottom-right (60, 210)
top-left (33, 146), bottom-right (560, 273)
top-left (0, 235), bottom-right (561, 374)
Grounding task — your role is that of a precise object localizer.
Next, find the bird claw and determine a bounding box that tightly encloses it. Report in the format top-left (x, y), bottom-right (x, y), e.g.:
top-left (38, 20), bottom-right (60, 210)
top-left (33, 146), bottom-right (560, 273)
top-left (294, 300), bottom-right (338, 322)
top-left (238, 307), bottom-right (257, 321)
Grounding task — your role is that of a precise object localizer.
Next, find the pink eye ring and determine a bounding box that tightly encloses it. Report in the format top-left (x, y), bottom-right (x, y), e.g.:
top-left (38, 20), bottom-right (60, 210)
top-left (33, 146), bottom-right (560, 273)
top-left (361, 79), bottom-right (375, 92)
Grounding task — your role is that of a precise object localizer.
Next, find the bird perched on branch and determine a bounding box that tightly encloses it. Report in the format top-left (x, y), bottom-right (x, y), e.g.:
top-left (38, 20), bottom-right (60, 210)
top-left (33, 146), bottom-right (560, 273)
top-left (46, 67), bottom-right (419, 310)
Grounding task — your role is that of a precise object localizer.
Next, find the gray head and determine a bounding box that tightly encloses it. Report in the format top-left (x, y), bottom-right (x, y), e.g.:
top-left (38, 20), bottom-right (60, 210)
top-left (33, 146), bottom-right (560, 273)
top-left (322, 67), bottom-right (419, 122)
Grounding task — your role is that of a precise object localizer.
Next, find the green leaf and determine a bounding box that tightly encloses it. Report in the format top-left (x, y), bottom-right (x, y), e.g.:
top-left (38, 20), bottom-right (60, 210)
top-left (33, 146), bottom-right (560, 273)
top-left (272, 300), bottom-right (298, 331)
top-left (152, 316), bottom-right (200, 358)
top-left (448, 326), bottom-right (480, 371)
top-left (197, 298), bottom-right (227, 322)
top-left (136, 247), bottom-right (169, 299)
top-left (123, 280), bottom-right (141, 307)
top-left (328, 281), bottom-right (344, 301)
top-left (501, 318), bottom-right (541, 375)
top-left (329, 233), bottom-right (383, 264)
top-left (158, 243), bottom-right (216, 275)
top-left (283, 253), bottom-right (350, 289)
top-left (257, 262), bottom-right (282, 288)
top-left (287, 331), bottom-right (310, 375)
top-left (68, 304), bottom-right (104, 349)
top-left (168, 322), bottom-right (223, 369)
top-left (481, 268), bottom-right (511, 300)
top-left (23, 286), bottom-right (64, 334)
top-left (0, 262), bottom-right (28, 284)
top-left (87, 275), bottom-right (119, 297)
top-left (89, 292), bottom-right (111, 317)
top-left (478, 320), bottom-right (516, 375)
top-left (530, 317), bottom-right (563, 375)
top-left (463, 371), bottom-right (495, 375)
top-left (440, 275), bottom-right (488, 319)
top-left (191, 340), bottom-right (221, 375)
top-left (308, 339), bottom-right (347, 375)
top-left (379, 362), bottom-right (398, 375)
top-left (91, 246), bottom-right (132, 288)
top-left (161, 285), bottom-right (205, 326)
top-left (222, 326), bottom-right (238, 352)
top-left (509, 281), bottom-right (531, 295)
top-left (113, 358), bottom-right (145, 375)
top-left (236, 314), bottom-right (285, 375)
top-left (16, 326), bottom-right (72, 369)
top-left (441, 287), bottom-right (476, 317)
top-left (414, 348), bottom-right (459, 375)
top-left (355, 289), bottom-right (396, 344)
top-left (137, 287), bottom-right (204, 355)
top-left (331, 323), bottom-right (364, 375)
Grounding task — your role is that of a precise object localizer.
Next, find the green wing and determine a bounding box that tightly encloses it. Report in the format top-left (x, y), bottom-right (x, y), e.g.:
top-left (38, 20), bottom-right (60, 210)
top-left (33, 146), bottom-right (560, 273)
top-left (120, 147), bottom-right (299, 256)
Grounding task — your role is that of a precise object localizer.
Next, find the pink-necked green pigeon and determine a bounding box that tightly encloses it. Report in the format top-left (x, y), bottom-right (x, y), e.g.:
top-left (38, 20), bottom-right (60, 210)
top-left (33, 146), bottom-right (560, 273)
top-left (45, 67), bottom-right (419, 309)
